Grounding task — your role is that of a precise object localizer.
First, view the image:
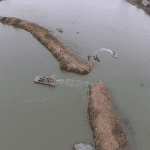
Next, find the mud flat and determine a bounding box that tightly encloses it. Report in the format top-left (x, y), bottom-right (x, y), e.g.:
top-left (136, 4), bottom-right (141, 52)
top-left (87, 81), bottom-right (128, 150)
top-left (0, 16), bottom-right (92, 75)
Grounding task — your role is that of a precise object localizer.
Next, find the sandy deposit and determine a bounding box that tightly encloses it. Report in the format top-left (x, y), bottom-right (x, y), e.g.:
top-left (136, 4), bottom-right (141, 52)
top-left (87, 81), bottom-right (128, 150)
top-left (0, 16), bottom-right (93, 75)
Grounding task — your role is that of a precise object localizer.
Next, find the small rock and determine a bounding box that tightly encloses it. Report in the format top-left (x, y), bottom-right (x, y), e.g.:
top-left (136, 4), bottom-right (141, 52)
top-left (56, 28), bottom-right (63, 33)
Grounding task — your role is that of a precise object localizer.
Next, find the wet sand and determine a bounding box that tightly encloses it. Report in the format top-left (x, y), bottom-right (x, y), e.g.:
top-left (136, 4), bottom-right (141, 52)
top-left (0, 16), bottom-right (93, 75)
top-left (87, 81), bottom-right (128, 150)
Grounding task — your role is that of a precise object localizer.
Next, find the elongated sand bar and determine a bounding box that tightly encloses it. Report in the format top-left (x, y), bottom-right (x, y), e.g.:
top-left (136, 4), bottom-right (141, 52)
top-left (0, 16), bottom-right (92, 75)
top-left (87, 81), bottom-right (128, 150)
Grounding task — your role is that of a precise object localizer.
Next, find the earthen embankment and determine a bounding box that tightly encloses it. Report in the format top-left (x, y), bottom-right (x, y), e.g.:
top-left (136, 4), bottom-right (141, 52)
top-left (88, 81), bottom-right (128, 150)
top-left (0, 16), bottom-right (92, 75)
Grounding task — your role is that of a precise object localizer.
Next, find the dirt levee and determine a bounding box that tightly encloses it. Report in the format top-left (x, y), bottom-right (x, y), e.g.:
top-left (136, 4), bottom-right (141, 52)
top-left (88, 81), bottom-right (128, 150)
top-left (0, 16), bottom-right (93, 75)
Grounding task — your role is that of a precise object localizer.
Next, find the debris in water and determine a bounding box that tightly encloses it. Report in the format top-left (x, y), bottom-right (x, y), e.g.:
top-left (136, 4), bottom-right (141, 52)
top-left (56, 28), bottom-right (63, 33)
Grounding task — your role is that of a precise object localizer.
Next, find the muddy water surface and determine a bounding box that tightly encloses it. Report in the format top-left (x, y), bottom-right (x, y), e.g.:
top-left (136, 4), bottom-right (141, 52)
top-left (0, 0), bottom-right (150, 149)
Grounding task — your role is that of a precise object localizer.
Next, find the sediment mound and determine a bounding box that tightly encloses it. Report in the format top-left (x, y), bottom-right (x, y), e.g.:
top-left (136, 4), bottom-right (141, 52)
top-left (0, 16), bottom-right (92, 75)
top-left (87, 81), bottom-right (128, 150)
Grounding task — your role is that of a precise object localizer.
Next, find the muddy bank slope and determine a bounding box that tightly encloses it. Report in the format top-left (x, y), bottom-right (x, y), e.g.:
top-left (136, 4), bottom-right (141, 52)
top-left (0, 16), bottom-right (92, 75)
top-left (88, 81), bottom-right (128, 150)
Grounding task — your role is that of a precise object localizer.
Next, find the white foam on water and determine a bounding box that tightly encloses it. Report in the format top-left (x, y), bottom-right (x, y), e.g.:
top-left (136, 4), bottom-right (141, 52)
top-left (81, 91), bottom-right (84, 94)
top-left (65, 79), bottom-right (70, 86)
top-left (70, 84), bottom-right (74, 87)
top-left (80, 88), bottom-right (91, 103)
top-left (55, 79), bottom-right (92, 102)
top-left (0, 94), bottom-right (49, 109)
top-left (56, 79), bottom-right (92, 90)
top-left (93, 48), bottom-right (114, 55)
top-left (56, 79), bottom-right (64, 84)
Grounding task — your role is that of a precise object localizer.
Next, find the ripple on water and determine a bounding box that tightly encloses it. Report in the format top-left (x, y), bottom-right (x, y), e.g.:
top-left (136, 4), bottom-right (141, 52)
top-left (56, 79), bottom-right (91, 89)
